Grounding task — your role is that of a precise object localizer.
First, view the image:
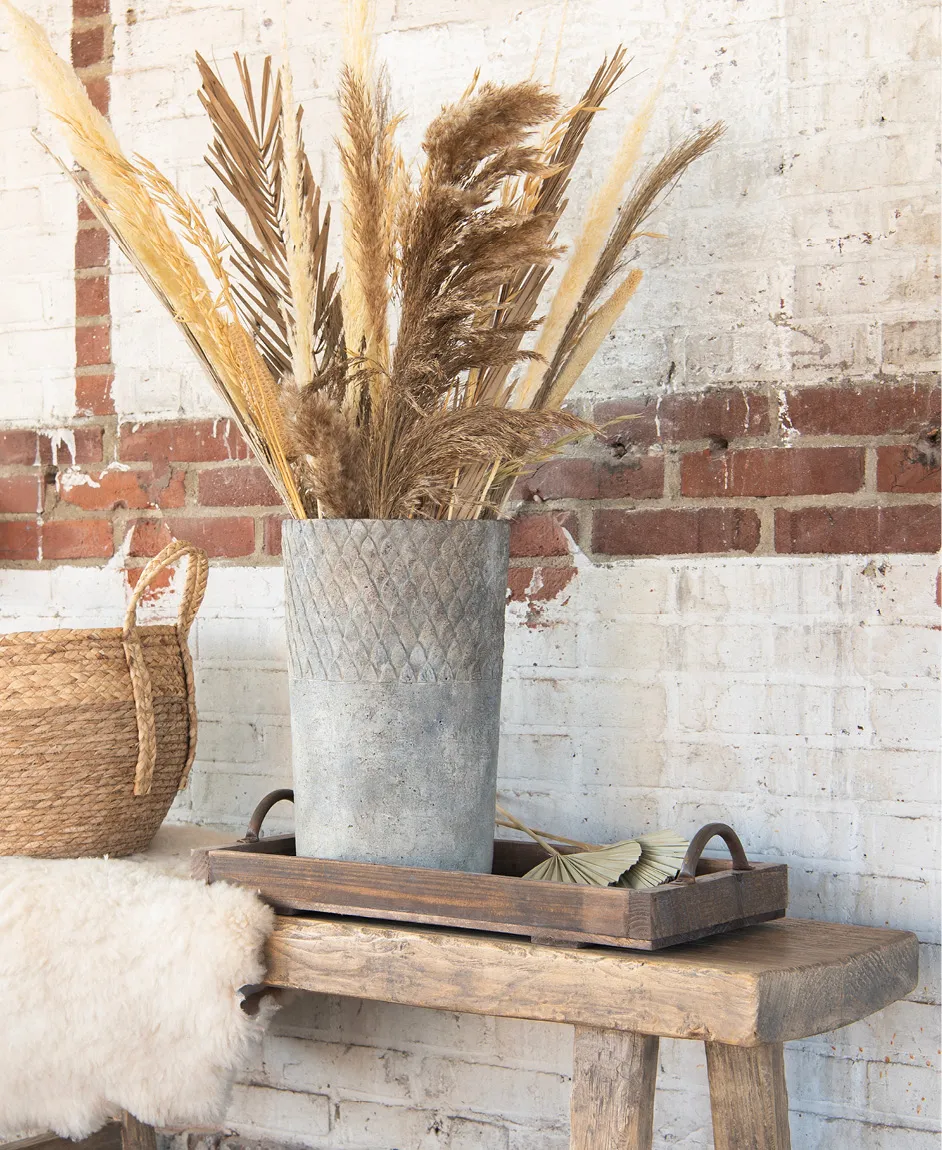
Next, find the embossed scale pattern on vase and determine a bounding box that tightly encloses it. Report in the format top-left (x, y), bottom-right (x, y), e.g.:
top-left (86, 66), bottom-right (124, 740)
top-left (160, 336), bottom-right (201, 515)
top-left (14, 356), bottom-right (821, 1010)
top-left (282, 520), bottom-right (510, 684)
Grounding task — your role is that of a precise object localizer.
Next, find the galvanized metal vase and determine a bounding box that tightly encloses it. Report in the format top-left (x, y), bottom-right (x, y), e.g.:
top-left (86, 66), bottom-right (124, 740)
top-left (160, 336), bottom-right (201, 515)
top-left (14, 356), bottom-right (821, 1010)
top-left (282, 519), bottom-right (510, 873)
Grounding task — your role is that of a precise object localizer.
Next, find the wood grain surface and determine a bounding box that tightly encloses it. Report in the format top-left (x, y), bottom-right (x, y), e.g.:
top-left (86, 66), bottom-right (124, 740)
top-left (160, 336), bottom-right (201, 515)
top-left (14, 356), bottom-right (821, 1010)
top-left (570, 1028), bottom-right (659, 1149)
top-left (263, 915), bottom-right (917, 1045)
top-left (706, 1042), bottom-right (792, 1149)
top-left (197, 835), bottom-right (787, 949)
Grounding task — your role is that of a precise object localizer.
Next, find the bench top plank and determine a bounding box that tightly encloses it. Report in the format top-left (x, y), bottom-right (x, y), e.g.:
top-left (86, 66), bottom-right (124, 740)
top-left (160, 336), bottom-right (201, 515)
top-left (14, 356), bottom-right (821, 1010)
top-left (264, 915), bottom-right (918, 1046)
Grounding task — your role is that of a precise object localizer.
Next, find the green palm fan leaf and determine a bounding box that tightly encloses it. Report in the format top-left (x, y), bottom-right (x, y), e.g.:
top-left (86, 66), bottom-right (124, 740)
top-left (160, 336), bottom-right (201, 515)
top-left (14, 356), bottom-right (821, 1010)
top-left (618, 829), bottom-right (688, 890)
top-left (523, 839), bottom-right (642, 885)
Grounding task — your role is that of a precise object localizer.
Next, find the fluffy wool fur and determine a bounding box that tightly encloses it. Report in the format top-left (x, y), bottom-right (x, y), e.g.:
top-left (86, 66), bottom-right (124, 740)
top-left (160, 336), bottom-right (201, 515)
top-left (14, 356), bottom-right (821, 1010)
top-left (0, 856), bottom-right (275, 1139)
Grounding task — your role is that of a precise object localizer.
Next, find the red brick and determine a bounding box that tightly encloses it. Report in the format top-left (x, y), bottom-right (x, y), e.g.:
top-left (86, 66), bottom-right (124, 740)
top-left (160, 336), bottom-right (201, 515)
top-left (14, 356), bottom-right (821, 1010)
top-left (43, 519), bottom-right (113, 560)
top-left (127, 519), bottom-right (174, 558)
top-left (77, 199), bottom-right (97, 223)
top-left (783, 383), bottom-right (940, 436)
top-left (663, 388), bottom-right (770, 441)
top-left (75, 323), bottom-right (111, 369)
top-left (82, 76), bottom-right (109, 115)
top-left (510, 515), bottom-right (573, 559)
top-left (264, 514), bottom-right (289, 556)
top-left (34, 425), bottom-right (104, 466)
top-left (75, 275), bottom-right (109, 318)
top-left (73, 0), bottom-right (110, 15)
top-left (593, 397), bottom-right (659, 447)
top-left (507, 565), bottom-right (578, 603)
top-left (681, 446), bottom-right (864, 497)
top-left (198, 465), bottom-right (280, 507)
top-left (595, 388), bottom-right (769, 445)
top-left (76, 373), bottom-right (115, 417)
top-left (125, 564), bottom-right (174, 603)
top-left (0, 476), bottom-right (41, 513)
top-left (775, 505), bottom-right (941, 554)
top-left (593, 507), bottom-right (761, 556)
top-left (0, 521), bottom-right (39, 561)
top-left (0, 430), bottom-right (39, 465)
top-left (71, 25), bottom-right (105, 68)
top-left (75, 226), bottom-right (109, 270)
top-left (58, 467), bottom-right (186, 512)
top-left (522, 456), bottom-right (664, 501)
top-left (163, 515), bottom-right (256, 558)
top-left (119, 420), bottom-right (251, 464)
top-left (876, 446), bottom-right (941, 494)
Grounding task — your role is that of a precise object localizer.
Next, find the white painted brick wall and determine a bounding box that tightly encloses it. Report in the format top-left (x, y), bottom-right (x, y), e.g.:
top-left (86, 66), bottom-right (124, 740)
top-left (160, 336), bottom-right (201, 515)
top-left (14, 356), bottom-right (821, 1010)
top-left (1, 552), bottom-right (938, 1146)
top-left (1, 0), bottom-right (940, 1143)
top-left (0, 0), bottom-right (937, 421)
top-left (0, 0), bottom-right (78, 425)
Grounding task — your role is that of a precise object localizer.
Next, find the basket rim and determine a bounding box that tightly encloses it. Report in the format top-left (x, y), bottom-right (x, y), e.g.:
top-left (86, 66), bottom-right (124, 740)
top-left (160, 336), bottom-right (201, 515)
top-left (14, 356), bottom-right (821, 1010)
top-left (0, 623), bottom-right (180, 644)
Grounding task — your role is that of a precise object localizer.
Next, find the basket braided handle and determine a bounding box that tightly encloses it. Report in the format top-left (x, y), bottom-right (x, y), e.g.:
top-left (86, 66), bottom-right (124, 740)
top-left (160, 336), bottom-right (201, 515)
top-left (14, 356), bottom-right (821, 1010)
top-left (122, 541), bottom-right (209, 796)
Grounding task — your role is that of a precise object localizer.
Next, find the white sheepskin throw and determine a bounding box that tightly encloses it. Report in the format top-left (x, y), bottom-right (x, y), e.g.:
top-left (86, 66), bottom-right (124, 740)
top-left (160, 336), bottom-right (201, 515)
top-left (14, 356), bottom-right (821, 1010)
top-left (0, 856), bottom-right (275, 1140)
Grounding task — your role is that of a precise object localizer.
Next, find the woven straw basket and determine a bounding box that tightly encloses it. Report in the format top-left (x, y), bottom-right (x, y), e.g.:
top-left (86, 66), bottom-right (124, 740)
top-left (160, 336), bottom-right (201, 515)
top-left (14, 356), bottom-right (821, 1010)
top-left (0, 540), bottom-right (208, 858)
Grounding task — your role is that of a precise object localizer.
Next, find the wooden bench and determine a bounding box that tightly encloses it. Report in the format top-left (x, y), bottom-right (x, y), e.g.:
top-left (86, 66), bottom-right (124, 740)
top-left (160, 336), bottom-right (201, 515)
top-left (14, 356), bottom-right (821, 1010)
top-left (263, 914), bottom-right (918, 1149)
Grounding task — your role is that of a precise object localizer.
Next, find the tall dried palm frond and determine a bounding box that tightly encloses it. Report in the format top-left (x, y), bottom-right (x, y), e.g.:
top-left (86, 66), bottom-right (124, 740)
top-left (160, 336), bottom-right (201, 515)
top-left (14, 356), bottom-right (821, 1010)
top-left (514, 44), bottom-right (679, 409)
top-left (533, 121), bottom-right (725, 410)
top-left (197, 53), bottom-right (344, 393)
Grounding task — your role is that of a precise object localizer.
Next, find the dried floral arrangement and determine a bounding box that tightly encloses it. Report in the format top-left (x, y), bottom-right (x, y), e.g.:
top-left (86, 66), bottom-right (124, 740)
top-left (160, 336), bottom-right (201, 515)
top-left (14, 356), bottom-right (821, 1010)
top-left (3, 0), bottom-right (722, 521)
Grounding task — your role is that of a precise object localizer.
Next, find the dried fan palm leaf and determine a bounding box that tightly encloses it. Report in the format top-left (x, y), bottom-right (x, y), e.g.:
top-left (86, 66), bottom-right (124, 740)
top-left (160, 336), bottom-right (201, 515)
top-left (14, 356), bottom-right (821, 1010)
top-left (497, 807), bottom-right (688, 889)
top-left (524, 840), bottom-right (642, 885)
top-left (617, 829), bottom-right (689, 890)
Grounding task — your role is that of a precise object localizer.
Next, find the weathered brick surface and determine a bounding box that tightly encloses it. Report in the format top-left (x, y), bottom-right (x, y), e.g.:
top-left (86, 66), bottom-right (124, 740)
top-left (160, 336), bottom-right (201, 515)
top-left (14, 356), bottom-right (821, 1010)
top-left (509, 514), bottom-right (574, 559)
top-left (119, 420), bottom-right (251, 464)
top-left (57, 466), bottom-right (186, 511)
top-left (198, 466), bottom-right (280, 507)
top-left (71, 25), bottom-right (106, 69)
top-left (681, 446), bottom-right (865, 497)
top-left (783, 383), bottom-right (939, 436)
top-left (74, 323), bottom-right (112, 369)
top-left (521, 456), bottom-right (664, 501)
top-left (593, 507), bottom-right (762, 556)
top-left (0, 520), bottom-right (39, 561)
top-left (877, 445), bottom-right (942, 493)
top-left (264, 514), bottom-right (288, 557)
top-left (0, 475), bottom-right (41, 513)
top-left (775, 505), bottom-right (941, 554)
top-left (75, 373), bottom-right (116, 417)
top-left (595, 387), bottom-right (771, 446)
top-left (42, 518), bottom-right (113, 560)
top-left (158, 515), bottom-right (256, 558)
top-left (75, 274), bottom-right (110, 317)
top-left (0, 431), bottom-right (40, 466)
top-left (74, 226), bottom-right (110, 271)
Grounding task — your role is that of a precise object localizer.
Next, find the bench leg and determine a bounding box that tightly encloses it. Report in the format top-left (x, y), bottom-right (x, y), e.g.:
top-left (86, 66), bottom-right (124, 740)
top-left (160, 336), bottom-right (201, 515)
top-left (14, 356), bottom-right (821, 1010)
top-left (120, 1112), bottom-right (157, 1150)
top-left (705, 1042), bottom-right (791, 1150)
top-left (570, 1026), bottom-right (659, 1150)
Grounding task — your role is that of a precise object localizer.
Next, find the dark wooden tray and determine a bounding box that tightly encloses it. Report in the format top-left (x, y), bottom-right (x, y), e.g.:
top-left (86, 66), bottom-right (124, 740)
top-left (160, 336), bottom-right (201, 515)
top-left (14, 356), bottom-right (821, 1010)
top-left (193, 797), bottom-right (787, 951)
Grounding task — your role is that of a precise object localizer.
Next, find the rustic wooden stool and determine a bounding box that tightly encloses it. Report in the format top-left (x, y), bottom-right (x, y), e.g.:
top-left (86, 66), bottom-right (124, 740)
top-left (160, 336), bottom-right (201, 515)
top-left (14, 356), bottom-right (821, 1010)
top-left (263, 914), bottom-right (917, 1149)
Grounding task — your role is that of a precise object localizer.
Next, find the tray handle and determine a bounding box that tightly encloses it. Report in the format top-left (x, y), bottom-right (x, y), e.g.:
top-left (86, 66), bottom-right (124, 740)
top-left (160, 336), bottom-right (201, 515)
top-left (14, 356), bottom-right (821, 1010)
top-left (676, 822), bottom-right (753, 884)
top-left (242, 788), bottom-right (294, 843)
